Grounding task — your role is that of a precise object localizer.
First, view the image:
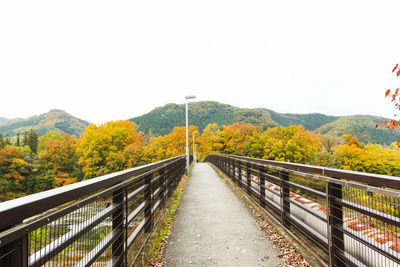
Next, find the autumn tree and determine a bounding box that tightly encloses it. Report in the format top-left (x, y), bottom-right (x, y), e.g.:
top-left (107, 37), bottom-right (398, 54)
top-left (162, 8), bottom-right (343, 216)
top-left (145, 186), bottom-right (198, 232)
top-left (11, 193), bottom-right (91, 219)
top-left (38, 131), bottom-right (81, 186)
top-left (196, 123), bottom-right (219, 160)
top-left (378, 63), bottom-right (400, 144)
top-left (334, 134), bottom-right (400, 175)
top-left (334, 135), bottom-right (367, 172)
top-left (0, 147), bottom-right (30, 200)
top-left (252, 125), bottom-right (324, 164)
top-left (143, 126), bottom-right (199, 162)
top-left (212, 123), bottom-right (260, 156)
top-left (77, 121), bottom-right (144, 178)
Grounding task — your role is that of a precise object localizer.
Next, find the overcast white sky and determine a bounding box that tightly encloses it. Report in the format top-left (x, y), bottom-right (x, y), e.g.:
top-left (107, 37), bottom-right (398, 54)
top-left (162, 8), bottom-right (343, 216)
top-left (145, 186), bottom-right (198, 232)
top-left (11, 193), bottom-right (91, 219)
top-left (1, 1), bottom-right (400, 124)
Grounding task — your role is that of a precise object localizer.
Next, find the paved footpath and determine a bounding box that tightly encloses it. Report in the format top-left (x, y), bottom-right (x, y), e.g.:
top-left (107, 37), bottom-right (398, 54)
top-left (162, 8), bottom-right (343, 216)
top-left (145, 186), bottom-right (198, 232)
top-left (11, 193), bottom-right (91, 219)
top-left (163, 163), bottom-right (282, 267)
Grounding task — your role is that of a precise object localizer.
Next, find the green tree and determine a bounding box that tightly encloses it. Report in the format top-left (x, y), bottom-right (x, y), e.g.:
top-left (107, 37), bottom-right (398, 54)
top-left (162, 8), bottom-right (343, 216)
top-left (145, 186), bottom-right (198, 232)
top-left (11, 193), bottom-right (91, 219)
top-left (27, 129), bottom-right (39, 154)
top-left (23, 131), bottom-right (28, 146)
top-left (3, 134), bottom-right (11, 146)
top-left (16, 133), bottom-right (21, 147)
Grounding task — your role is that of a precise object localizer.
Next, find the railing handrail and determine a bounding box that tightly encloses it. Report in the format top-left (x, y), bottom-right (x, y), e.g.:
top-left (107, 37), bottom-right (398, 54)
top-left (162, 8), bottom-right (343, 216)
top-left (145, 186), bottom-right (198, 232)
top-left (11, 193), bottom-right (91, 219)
top-left (0, 155), bottom-right (185, 230)
top-left (205, 154), bottom-right (400, 267)
top-left (216, 153), bottom-right (400, 190)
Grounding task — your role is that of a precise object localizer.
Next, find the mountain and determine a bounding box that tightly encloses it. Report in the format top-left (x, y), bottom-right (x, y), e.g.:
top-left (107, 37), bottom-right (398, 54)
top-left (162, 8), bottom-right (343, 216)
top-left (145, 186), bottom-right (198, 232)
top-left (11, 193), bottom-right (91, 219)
top-left (129, 101), bottom-right (400, 144)
top-left (0, 117), bottom-right (9, 124)
top-left (315, 115), bottom-right (400, 145)
top-left (130, 101), bottom-right (279, 136)
top-left (0, 109), bottom-right (90, 137)
top-left (256, 109), bottom-right (338, 130)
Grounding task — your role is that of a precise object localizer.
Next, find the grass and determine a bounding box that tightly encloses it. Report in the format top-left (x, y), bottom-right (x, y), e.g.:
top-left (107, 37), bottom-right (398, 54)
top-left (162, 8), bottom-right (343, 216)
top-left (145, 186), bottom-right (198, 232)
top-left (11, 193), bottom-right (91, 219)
top-left (145, 173), bottom-right (189, 266)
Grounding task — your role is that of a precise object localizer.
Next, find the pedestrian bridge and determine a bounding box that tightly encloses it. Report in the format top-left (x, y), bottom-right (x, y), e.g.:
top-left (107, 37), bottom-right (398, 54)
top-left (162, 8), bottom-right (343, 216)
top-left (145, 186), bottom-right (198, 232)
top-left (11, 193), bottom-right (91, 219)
top-left (0, 154), bottom-right (399, 267)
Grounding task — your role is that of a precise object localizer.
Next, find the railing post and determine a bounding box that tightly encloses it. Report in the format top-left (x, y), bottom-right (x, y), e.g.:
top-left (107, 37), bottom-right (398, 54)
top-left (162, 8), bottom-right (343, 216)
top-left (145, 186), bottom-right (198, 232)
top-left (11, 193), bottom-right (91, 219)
top-left (112, 187), bottom-right (125, 265)
top-left (173, 164), bottom-right (178, 191)
top-left (259, 166), bottom-right (265, 206)
top-left (124, 186), bottom-right (128, 266)
top-left (160, 167), bottom-right (166, 209)
top-left (238, 161), bottom-right (242, 188)
top-left (144, 173), bottom-right (153, 233)
top-left (0, 234), bottom-right (28, 267)
top-left (246, 162), bottom-right (251, 195)
top-left (232, 159), bottom-right (236, 181)
top-left (228, 158), bottom-right (232, 177)
top-left (167, 165), bottom-right (173, 197)
top-left (280, 171), bottom-right (291, 228)
top-left (327, 181), bottom-right (344, 267)
top-left (224, 158), bottom-right (228, 176)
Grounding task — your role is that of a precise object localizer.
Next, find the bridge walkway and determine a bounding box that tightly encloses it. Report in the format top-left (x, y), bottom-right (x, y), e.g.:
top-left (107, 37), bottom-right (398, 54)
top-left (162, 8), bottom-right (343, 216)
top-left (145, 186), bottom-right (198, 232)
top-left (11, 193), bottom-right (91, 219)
top-left (163, 163), bottom-right (282, 266)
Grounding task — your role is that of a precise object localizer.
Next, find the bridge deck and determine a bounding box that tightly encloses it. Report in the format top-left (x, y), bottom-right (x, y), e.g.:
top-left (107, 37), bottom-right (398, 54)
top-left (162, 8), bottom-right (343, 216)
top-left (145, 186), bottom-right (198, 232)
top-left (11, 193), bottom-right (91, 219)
top-left (163, 163), bottom-right (282, 266)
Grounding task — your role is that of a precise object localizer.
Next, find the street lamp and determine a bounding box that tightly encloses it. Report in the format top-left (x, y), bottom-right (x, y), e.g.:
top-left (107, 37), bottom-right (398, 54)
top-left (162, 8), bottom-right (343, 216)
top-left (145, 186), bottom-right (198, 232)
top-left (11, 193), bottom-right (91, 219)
top-left (193, 131), bottom-right (198, 163)
top-left (185, 95), bottom-right (196, 173)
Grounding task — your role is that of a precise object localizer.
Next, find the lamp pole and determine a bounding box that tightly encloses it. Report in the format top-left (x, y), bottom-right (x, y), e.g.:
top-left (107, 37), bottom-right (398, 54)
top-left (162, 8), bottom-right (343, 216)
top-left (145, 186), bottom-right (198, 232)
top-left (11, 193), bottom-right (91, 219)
top-left (193, 131), bottom-right (197, 163)
top-left (185, 95), bottom-right (196, 173)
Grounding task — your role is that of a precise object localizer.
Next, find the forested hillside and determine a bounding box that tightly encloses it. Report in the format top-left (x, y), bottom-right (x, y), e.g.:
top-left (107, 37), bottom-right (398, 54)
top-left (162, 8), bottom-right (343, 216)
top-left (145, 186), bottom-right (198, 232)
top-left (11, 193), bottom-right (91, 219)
top-left (315, 115), bottom-right (400, 144)
top-left (0, 109), bottom-right (90, 137)
top-left (130, 101), bottom-right (400, 144)
top-left (3, 120), bottom-right (400, 202)
top-left (0, 117), bottom-right (9, 124)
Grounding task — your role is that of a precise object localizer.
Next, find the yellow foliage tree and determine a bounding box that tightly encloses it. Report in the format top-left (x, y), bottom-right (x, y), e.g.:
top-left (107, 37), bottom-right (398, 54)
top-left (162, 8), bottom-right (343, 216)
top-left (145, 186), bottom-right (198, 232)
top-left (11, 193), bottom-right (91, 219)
top-left (335, 134), bottom-right (400, 175)
top-left (212, 123), bottom-right (260, 155)
top-left (143, 126), bottom-right (199, 162)
top-left (260, 125), bottom-right (323, 163)
top-left (77, 121), bottom-right (143, 178)
top-left (196, 123), bottom-right (219, 161)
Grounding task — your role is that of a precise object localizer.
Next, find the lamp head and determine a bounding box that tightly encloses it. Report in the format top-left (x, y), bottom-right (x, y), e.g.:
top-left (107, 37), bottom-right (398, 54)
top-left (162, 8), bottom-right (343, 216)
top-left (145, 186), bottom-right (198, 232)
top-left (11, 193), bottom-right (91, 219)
top-left (185, 95), bottom-right (196, 99)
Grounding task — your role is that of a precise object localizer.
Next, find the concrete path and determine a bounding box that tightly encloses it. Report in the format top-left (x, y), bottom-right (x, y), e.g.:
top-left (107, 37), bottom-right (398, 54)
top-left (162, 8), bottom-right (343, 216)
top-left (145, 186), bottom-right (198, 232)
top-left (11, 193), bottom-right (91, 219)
top-left (163, 163), bottom-right (282, 267)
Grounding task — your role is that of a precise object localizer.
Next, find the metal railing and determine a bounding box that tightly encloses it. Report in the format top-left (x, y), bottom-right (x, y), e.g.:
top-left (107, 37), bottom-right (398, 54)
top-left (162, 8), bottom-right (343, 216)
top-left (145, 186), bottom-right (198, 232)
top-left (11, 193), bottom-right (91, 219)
top-left (0, 155), bottom-right (188, 267)
top-left (204, 154), bottom-right (400, 267)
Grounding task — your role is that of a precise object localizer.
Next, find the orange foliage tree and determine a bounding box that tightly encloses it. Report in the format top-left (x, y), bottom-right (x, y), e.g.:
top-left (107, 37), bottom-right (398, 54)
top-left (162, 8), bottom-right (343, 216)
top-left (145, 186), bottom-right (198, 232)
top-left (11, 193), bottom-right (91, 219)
top-left (0, 147), bottom-right (29, 200)
top-left (379, 63), bottom-right (400, 145)
top-left (39, 132), bottom-right (80, 186)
